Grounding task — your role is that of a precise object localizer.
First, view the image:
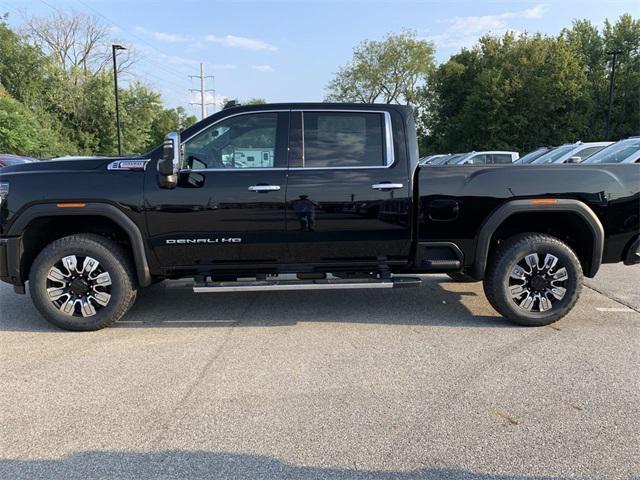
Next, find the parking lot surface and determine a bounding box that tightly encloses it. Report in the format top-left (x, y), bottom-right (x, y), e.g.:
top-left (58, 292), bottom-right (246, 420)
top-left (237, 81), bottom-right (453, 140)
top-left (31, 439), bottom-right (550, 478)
top-left (1, 264), bottom-right (638, 480)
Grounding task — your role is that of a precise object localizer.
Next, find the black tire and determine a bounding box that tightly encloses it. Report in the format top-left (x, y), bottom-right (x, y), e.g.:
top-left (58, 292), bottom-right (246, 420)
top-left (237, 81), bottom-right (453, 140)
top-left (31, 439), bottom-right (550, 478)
top-left (446, 272), bottom-right (479, 283)
top-left (483, 233), bottom-right (583, 327)
top-left (29, 234), bottom-right (137, 331)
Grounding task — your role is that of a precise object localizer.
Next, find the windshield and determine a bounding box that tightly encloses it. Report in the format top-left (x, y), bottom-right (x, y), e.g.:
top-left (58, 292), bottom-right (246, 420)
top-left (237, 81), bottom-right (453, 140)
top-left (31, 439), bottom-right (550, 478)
top-left (531, 145), bottom-right (576, 164)
top-left (583, 138), bottom-right (640, 164)
top-left (518, 147), bottom-right (549, 164)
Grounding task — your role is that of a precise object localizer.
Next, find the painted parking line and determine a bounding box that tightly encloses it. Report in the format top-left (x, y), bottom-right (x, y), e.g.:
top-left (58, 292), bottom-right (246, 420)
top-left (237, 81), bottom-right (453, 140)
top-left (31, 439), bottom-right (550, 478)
top-left (595, 307), bottom-right (635, 313)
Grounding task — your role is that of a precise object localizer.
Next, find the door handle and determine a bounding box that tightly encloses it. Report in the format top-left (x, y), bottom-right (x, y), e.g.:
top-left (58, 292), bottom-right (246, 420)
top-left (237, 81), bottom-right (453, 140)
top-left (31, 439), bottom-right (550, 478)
top-left (248, 185), bottom-right (281, 192)
top-left (371, 183), bottom-right (403, 190)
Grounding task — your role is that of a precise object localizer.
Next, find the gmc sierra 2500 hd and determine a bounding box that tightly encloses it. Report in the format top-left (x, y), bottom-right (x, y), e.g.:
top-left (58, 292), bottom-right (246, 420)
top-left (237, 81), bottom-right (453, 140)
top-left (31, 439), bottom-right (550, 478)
top-left (1, 103), bottom-right (638, 330)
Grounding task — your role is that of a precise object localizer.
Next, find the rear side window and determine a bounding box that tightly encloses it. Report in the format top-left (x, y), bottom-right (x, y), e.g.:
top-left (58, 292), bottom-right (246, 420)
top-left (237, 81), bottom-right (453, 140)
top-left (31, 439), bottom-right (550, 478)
top-left (490, 154), bottom-right (513, 164)
top-left (302, 112), bottom-right (386, 168)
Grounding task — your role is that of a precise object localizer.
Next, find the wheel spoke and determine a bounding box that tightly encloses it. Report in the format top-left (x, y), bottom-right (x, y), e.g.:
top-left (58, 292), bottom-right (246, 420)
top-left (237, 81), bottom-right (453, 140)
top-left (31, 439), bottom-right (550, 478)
top-left (82, 256), bottom-right (100, 276)
top-left (519, 294), bottom-right (535, 311)
top-left (59, 297), bottom-right (75, 315)
top-left (509, 284), bottom-right (526, 297)
top-left (47, 287), bottom-right (68, 301)
top-left (551, 267), bottom-right (568, 282)
top-left (539, 294), bottom-right (552, 312)
top-left (47, 267), bottom-right (69, 283)
top-left (93, 272), bottom-right (112, 287)
top-left (550, 286), bottom-right (566, 300)
top-left (525, 253), bottom-right (539, 272)
top-left (91, 291), bottom-right (111, 307)
top-left (62, 255), bottom-right (79, 275)
top-left (510, 265), bottom-right (529, 280)
top-left (80, 299), bottom-right (96, 317)
top-left (542, 254), bottom-right (558, 272)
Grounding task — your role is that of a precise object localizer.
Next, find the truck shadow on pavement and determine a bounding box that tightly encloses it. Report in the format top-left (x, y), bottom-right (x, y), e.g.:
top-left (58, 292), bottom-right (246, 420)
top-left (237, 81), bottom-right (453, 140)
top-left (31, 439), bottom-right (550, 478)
top-left (0, 450), bottom-right (577, 480)
top-left (0, 276), bottom-right (514, 332)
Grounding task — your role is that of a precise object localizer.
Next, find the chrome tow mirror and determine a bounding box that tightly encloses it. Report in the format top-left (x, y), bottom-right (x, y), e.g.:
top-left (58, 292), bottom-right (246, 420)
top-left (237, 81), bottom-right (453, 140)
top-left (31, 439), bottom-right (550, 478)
top-left (158, 132), bottom-right (180, 188)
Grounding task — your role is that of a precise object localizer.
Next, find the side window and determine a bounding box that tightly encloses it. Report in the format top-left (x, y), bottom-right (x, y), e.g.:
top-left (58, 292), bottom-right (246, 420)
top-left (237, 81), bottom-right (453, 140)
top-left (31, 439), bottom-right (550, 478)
top-left (575, 146), bottom-right (602, 161)
top-left (471, 154), bottom-right (487, 164)
top-left (491, 154), bottom-right (513, 164)
top-left (183, 113), bottom-right (278, 170)
top-left (302, 112), bottom-right (386, 168)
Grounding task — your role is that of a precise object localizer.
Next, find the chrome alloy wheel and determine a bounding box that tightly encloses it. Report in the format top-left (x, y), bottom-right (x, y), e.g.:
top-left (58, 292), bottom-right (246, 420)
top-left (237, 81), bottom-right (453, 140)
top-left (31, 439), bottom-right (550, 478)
top-left (508, 253), bottom-right (568, 312)
top-left (46, 255), bottom-right (112, 317)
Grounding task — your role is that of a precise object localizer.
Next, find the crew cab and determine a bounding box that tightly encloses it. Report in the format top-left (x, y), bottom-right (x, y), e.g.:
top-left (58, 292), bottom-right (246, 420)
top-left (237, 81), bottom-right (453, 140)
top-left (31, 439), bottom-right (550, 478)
top-left (0, 103), bottom-right (638, 331)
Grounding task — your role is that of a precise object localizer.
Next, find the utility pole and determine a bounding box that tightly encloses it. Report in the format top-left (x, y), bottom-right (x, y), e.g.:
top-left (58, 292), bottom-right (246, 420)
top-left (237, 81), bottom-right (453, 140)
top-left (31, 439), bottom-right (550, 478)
top-left (190, 63), bottom-right (215, 120)
top-left (112, 44), bottom-right (126, 156)
top-left (605, 49), bottom-right (623, 140)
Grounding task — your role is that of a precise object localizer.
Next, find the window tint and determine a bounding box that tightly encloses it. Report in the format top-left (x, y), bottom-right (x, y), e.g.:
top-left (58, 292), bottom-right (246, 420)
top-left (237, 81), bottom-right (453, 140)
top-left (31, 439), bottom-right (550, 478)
top-left (184, 113), bottom-right (278, 169)
top-left (303, 112), bottom-right (386, 168)
top-left (491, 154), bottom-right (513, 164)
top-left (470, 154), bottom-right (487, 164)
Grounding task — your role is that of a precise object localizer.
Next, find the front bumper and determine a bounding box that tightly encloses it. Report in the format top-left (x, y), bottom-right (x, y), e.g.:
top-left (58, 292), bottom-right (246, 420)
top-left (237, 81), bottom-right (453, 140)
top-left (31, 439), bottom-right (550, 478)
top-left (624, 235), bottom-right (640, 265)
top-left (0, 236), bottom-right (25, 293)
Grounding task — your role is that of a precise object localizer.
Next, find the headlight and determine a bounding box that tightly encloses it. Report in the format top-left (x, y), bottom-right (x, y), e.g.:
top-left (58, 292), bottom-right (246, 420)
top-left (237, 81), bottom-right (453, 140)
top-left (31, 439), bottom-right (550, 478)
top-left (0, 182), bottom-right (9, 207)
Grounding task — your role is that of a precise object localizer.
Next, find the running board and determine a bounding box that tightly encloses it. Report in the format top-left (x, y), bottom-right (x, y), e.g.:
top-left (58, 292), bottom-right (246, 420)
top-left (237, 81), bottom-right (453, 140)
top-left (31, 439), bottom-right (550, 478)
top-left (193, 276), bottom-right (422, 293)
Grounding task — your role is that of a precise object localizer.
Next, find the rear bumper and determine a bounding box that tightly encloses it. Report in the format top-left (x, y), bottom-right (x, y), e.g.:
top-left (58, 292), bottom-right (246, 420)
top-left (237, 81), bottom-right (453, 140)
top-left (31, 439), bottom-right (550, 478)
top-left (624, 235), bottom-right (640, 265)
top-left (0, 236), bottom-right (25, 293)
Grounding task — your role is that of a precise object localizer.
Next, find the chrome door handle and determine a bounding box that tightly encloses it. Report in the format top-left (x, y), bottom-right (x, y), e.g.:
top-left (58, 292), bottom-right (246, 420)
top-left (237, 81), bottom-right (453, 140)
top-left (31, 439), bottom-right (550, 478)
top-left (371, 183), bottom-right (403, 190)
top-left (248, 185), bottom-right (281, 192)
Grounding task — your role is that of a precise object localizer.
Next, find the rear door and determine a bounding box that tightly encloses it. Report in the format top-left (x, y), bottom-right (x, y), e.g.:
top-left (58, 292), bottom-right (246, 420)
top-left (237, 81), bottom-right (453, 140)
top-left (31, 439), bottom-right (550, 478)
top-left (284, 109), bottom-right (412, 267)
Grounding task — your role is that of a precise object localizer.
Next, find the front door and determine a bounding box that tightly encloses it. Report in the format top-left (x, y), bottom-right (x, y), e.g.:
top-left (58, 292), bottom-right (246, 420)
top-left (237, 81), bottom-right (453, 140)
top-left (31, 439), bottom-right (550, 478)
top-left (144, 110), bottom-right (290, 271)
top-left (285, 109), bottom-right (412, 267)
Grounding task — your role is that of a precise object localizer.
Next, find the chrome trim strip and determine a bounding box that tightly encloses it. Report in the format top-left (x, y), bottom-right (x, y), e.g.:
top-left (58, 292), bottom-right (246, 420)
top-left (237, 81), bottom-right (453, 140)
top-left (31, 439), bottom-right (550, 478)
top-left (248, 185), bottom-right (281, 191)
top-left (179, 107), bottom-right (395, 173)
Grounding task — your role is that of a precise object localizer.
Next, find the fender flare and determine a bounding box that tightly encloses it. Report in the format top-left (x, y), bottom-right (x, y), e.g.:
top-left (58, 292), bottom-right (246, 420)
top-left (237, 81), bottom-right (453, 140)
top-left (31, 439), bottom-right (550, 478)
top-left (473, 199), bottom-right (604, 279)
top-left (8, 203), bottom-right (152, 287)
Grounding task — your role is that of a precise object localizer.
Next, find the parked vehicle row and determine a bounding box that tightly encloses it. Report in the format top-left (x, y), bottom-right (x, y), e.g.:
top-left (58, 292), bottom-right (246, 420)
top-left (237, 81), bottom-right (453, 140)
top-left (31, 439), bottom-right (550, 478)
top-left (421, 136), bottom-right (640, 166)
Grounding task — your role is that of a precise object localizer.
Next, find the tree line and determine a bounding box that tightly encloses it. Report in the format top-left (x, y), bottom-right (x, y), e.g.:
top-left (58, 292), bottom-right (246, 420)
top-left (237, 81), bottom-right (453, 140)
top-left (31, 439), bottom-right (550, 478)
top-left (1, 11), bottom-right (638, 158)
top-left (327, 15), bottom-right (639, 155)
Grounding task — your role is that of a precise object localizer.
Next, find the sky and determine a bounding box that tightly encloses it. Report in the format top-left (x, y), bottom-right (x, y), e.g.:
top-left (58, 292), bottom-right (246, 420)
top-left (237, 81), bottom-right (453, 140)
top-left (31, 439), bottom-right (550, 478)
top-left (2, 0), bottom-right (638, 119)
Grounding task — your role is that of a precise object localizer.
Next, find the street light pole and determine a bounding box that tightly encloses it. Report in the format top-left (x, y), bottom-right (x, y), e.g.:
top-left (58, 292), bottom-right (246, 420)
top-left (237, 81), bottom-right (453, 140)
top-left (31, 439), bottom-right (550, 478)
top-left (112, 44), bottom-right (126, 156)
top-left (605, 49), bottom-right (623, 140)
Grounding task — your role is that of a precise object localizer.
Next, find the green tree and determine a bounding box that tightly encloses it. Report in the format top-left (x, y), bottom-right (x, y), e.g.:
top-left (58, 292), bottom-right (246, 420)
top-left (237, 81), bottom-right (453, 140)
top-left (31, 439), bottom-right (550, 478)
top-left (423, 32), bottom-right (592, 153)
top-left (326, 30), bottom-right (436, 109)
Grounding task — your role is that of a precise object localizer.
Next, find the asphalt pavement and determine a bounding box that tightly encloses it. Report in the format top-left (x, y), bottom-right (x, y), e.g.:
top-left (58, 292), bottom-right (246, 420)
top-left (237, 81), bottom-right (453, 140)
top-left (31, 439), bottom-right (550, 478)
top-left (0, 264), bottom-right (638, 480)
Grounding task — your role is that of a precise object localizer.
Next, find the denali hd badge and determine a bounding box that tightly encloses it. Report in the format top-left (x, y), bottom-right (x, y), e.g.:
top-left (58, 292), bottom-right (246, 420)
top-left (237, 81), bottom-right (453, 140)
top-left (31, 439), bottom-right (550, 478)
top-left (107, 159), bottom-right (148, 171)
top-left (166, 238), bottom-right (242, 244)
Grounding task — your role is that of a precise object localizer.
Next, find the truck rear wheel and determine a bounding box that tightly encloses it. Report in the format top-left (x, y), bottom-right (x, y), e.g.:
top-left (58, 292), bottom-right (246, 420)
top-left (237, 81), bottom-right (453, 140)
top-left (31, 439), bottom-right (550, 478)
top-left (29, 234), bottom-right (137, 331)
top-left (483, 233), bottom-right (583, 326)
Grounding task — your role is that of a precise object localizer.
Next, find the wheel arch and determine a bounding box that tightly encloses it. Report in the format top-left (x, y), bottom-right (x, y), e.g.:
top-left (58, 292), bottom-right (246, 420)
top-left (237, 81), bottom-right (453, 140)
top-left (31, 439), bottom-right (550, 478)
top-left (473, 199), bottom-right (604, 279)
top-left (7, 203), bottom-right (152, 287)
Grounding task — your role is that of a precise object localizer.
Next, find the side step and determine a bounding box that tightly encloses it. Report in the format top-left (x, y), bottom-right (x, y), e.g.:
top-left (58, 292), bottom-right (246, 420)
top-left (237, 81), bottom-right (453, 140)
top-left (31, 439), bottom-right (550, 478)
top-left (193, 276), bottom-right (422, 293)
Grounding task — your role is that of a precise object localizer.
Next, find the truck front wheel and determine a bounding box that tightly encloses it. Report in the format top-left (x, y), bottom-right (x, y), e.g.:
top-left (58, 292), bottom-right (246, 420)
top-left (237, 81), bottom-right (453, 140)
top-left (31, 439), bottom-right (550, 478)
top-left (29, 234), bottom-right (137, 331)
top-left (483, 233), bottom-right (583, 326)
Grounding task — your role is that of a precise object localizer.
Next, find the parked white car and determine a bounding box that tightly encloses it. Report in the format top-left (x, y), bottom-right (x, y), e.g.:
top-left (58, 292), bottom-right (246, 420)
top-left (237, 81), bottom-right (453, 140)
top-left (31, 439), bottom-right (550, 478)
top-left (451, 151), bottom-right (519, 165)
top-left (582, 137), bottom-right (640, 164)
top-left (531, 142), bottom-right (612, 164)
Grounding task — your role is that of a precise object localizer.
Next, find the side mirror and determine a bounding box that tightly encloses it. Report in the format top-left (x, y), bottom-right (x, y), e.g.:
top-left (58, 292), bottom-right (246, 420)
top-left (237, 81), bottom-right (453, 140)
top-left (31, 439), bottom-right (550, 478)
top-left (158, 132), bottom-right (180, 188)
top-left (567, 156), bottom-right (581, 164)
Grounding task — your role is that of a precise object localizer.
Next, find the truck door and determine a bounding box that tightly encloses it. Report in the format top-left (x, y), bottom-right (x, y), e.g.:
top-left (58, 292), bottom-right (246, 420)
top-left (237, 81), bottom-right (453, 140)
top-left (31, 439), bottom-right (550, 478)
top-left (144, 110), bottom-right (290, 270)
top-left (285, 109), bottom-right (412, 267)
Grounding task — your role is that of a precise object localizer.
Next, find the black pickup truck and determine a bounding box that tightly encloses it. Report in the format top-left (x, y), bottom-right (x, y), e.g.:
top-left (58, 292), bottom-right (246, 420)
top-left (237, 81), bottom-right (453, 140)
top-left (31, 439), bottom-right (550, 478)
top-left (1, 103), bottom-right (638, 330)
